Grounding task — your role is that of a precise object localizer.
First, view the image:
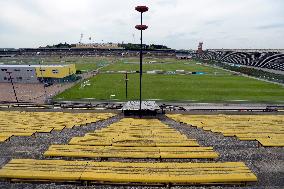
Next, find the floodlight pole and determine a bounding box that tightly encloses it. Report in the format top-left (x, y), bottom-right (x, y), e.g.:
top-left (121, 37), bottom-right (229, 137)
top-left (139, 12), bottom-right (143, 112)
top-left (125, 72), bottom-right (128, 99)
top-left (7, 72), bottom-right (18, 103)
top-left (135, 5), bottom-right (148, 115)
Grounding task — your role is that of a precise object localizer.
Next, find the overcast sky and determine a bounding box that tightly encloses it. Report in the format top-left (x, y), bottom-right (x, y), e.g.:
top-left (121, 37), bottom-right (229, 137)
top-left (0, 0), bottom-right (283, 49)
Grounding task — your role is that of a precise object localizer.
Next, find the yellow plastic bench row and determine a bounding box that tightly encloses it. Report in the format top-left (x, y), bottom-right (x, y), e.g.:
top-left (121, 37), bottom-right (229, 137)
top-left (69, 118), bottom-right (200, 147)
top-left (167, 114), bottom-right (284, 147)
top-left (46, 118), bottom-right (214, 159)
top-left (86, 132), bottom-right (188, 139)
top-left (44, 145), bottom-right (219, 159)
top-left (0, 159), bottom-right (257, 184)
top-left (0, 111), bottom-right (116, 142)
top-left (257, 138), bottom-right (284, 147)
top-left (69, 137), bottom-right (199, 147)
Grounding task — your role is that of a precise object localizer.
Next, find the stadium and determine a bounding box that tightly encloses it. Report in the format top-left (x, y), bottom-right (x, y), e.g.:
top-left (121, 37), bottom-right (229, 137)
top-left (0, 1), bottom-right (284, 189)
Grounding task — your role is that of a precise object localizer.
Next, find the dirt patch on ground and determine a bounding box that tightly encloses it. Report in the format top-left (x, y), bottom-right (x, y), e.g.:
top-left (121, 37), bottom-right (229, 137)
top-left (0, 83), bottom-right (73, 103)
top-left (0, 72), bottom-right (98, 104)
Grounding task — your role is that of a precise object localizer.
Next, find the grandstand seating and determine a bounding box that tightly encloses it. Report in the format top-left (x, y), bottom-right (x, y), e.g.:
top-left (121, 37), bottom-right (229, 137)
top-left (0, 111), bottom-right (115, 142)
top-left (0, 48), bottom-right (176, 58)
top-left (167, 114), bottom-right (284, 147)
top-left (192, 50), bottom-right (284, 71)
top-left (0, 117), bottom-right (258, 185)
top-left (45, 118), bottom-right (218, 159)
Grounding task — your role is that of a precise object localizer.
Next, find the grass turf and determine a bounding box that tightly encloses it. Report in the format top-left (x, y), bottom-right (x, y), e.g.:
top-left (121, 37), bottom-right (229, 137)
top-left (55, 73), bottom-right (284, 102)
top-left (2, 56), bottom-right (282, 102)
top-left (101, 58), bottom-right (228, 74)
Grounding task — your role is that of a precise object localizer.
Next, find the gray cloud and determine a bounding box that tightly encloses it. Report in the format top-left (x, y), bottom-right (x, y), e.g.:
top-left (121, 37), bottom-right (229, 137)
top-left (0, 0), bottom-right (283, 49)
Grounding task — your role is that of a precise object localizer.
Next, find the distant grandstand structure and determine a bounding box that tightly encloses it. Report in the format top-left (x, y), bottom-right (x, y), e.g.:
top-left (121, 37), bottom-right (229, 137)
top-left (191, 49), bottom-right (284, 71)
top-left (0, 48), bottom-right (176, 58)
top-left (1, 47), bottom-right (283, 71)
top-left (74, 43), bottom-right (123, 49)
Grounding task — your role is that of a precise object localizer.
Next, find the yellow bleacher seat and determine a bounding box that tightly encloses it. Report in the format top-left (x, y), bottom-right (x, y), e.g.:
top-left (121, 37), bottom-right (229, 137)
top-left (167, 114), bottom-right (284, 147)
top-left (0, 111), bottom-right (116, 142)
top-left (0, 159), bottom-right (257, 184)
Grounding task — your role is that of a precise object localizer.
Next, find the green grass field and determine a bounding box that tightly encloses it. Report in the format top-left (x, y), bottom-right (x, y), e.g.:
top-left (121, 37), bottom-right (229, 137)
top-left (56, 72), bottom-right (284, 103)
top-left (101, 58), bottom-right (228, 74)
top-left (55, 58), bottom-right (284, 103)
top-left (2, 56), bottom-right (283, 102)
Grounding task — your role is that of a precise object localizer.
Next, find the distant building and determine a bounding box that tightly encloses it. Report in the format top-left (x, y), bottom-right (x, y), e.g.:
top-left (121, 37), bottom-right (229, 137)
top-left (0, 64), bottom-right (76, 83)
top-left (197, 42), bottom-right (203, 54)
top-left (176, 54), bottom-right (192, 59)
top-left (74, 43), bottom-right (123, 49)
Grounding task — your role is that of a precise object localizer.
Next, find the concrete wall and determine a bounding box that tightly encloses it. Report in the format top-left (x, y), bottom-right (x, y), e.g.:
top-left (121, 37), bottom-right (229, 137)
top-left (0, 66), bottom-right (39, 83)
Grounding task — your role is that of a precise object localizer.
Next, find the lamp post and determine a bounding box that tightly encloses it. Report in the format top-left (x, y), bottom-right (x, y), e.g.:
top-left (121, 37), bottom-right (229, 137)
top-left (135, 5), bottom-right (148, 114)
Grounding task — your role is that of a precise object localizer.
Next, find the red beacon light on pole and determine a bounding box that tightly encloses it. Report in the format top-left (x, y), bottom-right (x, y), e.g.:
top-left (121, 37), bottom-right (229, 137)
top-left (135, 5), bottom-right (149, 116)
top-left (135, 25), bottom-right (148, 30)
top-left (135, 6), bottom-right (149, 13)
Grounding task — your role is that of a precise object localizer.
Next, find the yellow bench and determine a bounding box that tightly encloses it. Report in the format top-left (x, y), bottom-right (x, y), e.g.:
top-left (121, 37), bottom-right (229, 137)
top-left (44, 145), bottom-right (219, 159)
top-left (0, 159), bottom-right (257, 184)
top-left (167, 114), bottom-right (284, 147)
top-left (69, 137), bottom-right (199, 147)
top-left (0, 111), bottom-right (116, 142)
